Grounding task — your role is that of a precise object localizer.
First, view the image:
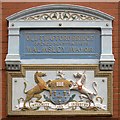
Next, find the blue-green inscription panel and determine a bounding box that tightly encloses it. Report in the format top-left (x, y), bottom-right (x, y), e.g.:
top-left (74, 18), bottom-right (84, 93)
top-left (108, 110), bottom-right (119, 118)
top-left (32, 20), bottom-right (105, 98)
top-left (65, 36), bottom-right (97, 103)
top-left (20, 29), bottom-right (101, 59)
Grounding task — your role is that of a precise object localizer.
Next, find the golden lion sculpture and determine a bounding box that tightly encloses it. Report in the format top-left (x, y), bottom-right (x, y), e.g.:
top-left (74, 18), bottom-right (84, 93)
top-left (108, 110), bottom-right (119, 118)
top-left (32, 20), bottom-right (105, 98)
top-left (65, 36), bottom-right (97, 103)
top-left (23, 71), bottom-right (51, 109)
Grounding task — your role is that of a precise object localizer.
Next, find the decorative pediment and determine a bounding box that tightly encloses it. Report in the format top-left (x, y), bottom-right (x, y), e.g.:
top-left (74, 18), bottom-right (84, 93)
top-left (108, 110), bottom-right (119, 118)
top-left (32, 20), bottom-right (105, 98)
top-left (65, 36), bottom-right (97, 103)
top-left (7, 4), bottom-right (114, 21)
top-left (6, 4), bottom-right (115, 71)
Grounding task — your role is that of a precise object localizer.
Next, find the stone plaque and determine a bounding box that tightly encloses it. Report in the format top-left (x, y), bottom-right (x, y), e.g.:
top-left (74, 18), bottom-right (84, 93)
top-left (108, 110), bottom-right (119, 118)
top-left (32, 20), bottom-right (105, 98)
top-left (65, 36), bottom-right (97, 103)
top-left (7, 65), bottom-right (112, 116)
top-left (6, 4), bottom-right (114, 116)
top-left (20, 29), bottom-right (101, 59)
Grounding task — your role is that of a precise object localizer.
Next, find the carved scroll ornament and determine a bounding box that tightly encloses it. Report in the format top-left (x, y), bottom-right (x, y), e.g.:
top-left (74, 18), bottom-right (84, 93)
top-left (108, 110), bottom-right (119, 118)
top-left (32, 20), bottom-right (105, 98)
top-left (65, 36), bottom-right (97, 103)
top-left (20, 11), bottom-right (100, 21)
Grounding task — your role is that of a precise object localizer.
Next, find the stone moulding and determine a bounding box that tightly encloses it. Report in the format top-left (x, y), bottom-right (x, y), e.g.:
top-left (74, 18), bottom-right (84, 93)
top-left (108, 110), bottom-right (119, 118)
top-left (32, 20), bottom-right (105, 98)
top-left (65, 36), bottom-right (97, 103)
top-left (5, 4), bottom-right (115, 71)
top-left (6, 4), bottom-right (114, 21)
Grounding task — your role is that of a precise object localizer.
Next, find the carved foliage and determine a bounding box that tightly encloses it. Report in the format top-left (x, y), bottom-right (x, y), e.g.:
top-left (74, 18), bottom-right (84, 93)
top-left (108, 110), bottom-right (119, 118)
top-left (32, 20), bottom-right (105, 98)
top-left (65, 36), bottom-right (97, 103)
top-left (20, 11), bottom-right (100, 21)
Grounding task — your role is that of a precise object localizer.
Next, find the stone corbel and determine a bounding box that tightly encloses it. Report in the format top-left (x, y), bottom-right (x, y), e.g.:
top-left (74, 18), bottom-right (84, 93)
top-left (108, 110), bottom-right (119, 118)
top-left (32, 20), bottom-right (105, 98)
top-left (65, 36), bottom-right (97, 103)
top-left (6, 61), bottom-right (21, 71)
top-left (99, 61), bottom-right (114, 71)
top-left (99, 27), bottom-right (115, 71)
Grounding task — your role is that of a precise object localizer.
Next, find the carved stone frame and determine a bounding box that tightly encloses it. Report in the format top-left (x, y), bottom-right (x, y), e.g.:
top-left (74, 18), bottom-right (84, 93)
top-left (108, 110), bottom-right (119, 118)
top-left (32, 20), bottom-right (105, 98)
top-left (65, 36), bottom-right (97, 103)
top-left (5, 4), bottom-right (115, 71)
top-left (7, 64), bottom-right (113, 116)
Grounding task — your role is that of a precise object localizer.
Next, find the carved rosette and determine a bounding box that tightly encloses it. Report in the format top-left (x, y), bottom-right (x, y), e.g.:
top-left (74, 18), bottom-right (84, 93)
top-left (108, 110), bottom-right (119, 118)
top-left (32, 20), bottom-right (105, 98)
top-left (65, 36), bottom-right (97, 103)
top-left (20, 11), bottom-right (100, 21)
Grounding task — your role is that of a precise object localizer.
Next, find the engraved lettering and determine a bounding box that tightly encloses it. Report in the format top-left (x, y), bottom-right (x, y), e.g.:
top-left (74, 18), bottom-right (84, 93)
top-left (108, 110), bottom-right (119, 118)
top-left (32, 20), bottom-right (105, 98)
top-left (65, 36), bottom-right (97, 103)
top-left (39, 35), bottom-right (42, 40)
top-left (33, 47), bottom-right (38, 52)
top-left (26, 46), bottom-right (32, 52)
top-left (48, 47), bottom-right (54, 53)
top-left (42, 48), bottom-right (47, 52)
top-left (56, 46), bottom-right (64, 53)
top-left (26, 34), bottom-right (31, 41)
top-left (21, 31), bottom-right (100, 59)
top-left (34, 35), bottom-right (38, 41)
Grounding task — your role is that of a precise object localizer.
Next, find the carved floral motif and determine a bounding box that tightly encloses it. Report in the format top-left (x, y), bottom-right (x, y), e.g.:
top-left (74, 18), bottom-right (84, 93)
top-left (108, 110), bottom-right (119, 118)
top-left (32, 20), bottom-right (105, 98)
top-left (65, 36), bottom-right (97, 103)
top-left (20, 11), bottom-right (100, 21)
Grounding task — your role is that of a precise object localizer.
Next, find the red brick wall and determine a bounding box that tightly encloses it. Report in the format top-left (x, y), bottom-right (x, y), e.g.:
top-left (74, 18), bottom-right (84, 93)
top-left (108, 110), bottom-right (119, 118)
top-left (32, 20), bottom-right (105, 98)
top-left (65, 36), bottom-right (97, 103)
top-left (1, 2), bottom-right (119, 120)
top-left (118, 2), bottom-right (120, 120)
top-left (0, 1), bottom-right (2, 120)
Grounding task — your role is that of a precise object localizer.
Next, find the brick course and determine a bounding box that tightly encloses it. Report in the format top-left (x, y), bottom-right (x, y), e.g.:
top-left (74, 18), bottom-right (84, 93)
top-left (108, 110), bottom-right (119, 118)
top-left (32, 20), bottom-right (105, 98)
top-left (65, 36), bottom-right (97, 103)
top-left (118, 2), bottom-right (120, 119)
top-left (1, 1), bottom-right (119, 120)
top-left (0, 1), bottom-right (2, 120)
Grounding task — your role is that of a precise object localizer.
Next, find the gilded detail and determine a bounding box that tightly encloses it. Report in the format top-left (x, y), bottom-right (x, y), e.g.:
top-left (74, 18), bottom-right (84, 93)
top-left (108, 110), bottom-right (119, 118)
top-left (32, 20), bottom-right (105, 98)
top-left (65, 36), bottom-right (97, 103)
top-left (7, 65), bottom-right (112, 115)
top-left (20, 11), bottom-right (100, 21)
top-left (22, 71), bottom-right (51, 110)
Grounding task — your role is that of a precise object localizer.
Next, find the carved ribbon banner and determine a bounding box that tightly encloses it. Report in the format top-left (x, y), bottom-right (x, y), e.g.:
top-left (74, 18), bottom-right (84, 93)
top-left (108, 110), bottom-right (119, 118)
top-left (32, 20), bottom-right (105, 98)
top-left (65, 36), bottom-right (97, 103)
top-left (7, 65), bottom-right (112, 115)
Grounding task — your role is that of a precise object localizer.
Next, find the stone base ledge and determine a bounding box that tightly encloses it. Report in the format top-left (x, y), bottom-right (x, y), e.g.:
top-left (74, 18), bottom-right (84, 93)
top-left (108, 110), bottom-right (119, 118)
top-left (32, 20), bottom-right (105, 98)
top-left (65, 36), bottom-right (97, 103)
top-left (5, 61), bottom-right (21, 71)
top-left (99, 61), bottom-right (114, 71)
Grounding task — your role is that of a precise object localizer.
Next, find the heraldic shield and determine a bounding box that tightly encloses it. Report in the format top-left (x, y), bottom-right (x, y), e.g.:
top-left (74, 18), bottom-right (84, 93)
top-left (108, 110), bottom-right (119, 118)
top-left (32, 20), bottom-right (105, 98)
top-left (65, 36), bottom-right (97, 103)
top-left (48, 79), bottom-right (72, 105)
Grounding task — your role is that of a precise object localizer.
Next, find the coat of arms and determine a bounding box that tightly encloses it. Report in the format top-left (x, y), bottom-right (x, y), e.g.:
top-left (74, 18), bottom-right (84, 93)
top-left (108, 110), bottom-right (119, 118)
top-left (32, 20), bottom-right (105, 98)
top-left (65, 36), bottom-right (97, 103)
top-left (46, 71), bottom-right (72, 105)
top-left (16, 70), bottom-right (106, 111)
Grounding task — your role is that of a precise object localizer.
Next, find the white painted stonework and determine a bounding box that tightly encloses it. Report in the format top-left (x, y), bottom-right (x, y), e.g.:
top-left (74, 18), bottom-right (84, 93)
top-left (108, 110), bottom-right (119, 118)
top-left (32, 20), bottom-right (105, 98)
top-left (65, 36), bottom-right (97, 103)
top-left (11, 70), bottom-right (108, 114)
top-left (5, 4), bottom-right (115, 70)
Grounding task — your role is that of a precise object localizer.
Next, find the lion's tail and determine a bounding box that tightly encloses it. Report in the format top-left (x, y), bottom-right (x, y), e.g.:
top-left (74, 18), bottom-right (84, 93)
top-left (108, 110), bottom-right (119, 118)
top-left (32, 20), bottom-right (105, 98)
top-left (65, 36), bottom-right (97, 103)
top-left (23, 82), bottom-right (28, 94)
